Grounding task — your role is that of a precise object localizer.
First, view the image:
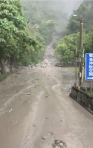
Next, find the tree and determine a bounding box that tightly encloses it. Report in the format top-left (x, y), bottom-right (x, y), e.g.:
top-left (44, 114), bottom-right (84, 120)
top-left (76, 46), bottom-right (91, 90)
top-left (55, 34), bottom-right (77, 65)
top-left (0, 0), bottom-right (45, 73)
top-left (57, 1), bottom-right (93, 67)
top-left (66, 2), bottom-right (93, 34)
top-left (21, 0), bottom-right (68, 44)
top-left (38, 20), bottom-right (55, 44)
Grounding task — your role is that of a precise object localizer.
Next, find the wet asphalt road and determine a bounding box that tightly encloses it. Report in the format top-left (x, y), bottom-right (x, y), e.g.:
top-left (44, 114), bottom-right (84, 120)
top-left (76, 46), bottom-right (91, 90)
top-left (0, 66), bottom-right (93, 148)
top-left (0, 43), bottom-right (93, 148)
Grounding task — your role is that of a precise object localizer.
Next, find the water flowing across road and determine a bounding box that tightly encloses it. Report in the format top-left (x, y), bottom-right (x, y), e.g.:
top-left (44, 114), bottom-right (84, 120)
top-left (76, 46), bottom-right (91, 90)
top-left (0, 40), bottom-right (93, 148)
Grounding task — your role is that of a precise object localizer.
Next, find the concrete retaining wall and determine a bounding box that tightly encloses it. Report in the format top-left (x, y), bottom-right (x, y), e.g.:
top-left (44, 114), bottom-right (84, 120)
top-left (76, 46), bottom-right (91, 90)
top-left (69, 86), bottom-right (93, 114)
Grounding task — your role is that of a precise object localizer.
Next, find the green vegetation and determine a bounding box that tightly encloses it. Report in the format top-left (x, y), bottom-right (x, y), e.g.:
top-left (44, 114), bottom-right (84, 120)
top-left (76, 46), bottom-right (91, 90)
top-left (66, 1), bottom-right (93, 34)
top-left (55, 33), bottom-right (77, 65)
top-left (0, 0), bottom-right (45, 74)
top-left (55, 1), bottom-right (93, 65)
top-left (0, 68), bottom-right (17, 81)
top-left (0, 72), bottom-right (11, 81)
top-left (21, 0), bottom-right (68, 43)
top-left (0, 0), bottom-right (68, 76)
top-left (86, 89), bottom-right (93, 96)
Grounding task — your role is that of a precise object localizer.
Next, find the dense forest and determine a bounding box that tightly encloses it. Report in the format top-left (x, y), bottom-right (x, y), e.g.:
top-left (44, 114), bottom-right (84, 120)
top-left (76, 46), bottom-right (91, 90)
top-left (55, 1), bottom-right (93, 65)
top-left (21, 0), bottom-right (69, 42)
top-left (1, 0), bottom-right (91, 74)
top-left (0, 0), bottom-right (47, 74)
top-left (0, 0), bottom-right (69, 75)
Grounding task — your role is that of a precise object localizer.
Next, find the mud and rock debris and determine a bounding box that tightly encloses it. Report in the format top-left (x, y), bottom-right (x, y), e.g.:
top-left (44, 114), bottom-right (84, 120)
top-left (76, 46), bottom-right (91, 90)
top-left (52, 140), bottom-right (67, 148)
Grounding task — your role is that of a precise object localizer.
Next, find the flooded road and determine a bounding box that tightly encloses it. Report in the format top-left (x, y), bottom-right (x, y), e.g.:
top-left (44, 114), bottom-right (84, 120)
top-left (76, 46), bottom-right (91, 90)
top-left (0, 42), bottom-right (93, 148)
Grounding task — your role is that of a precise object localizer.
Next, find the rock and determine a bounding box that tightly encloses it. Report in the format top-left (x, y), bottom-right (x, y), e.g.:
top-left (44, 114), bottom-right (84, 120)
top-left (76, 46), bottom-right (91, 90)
top-left (49, 132), bottom-right (54, 136)
top-left (9, 109), bottom-right (12, 113)
top-left (52, 143), bottom-right (56, 148)
top-left (33, 124), bottom-right (36, 127)
top-left (26, 93), bottom-right (30, 95)
top-left (42, 136), bottom-right (46, 140)
top-left (59, 143), bottom-right (63, 147)
top-left (52, 140), bottom-right (67, 148)
top-left (46, 117), bottom-right (49, 119)
top-left (60, 120), bottom-right (62, 122)
top-left (19, 96), bottom-right (22, 100)
top-left (14, 121), bottom-right (17, 124)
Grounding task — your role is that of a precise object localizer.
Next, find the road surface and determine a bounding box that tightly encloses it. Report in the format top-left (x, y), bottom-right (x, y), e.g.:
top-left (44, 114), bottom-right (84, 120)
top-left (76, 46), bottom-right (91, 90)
top-left (0, 42), bottom-right (93, 148)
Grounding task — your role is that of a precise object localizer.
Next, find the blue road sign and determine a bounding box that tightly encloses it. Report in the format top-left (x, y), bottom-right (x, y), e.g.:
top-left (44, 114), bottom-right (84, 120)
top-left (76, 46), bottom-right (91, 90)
top-left (85, 53), bottom-right (93, 80)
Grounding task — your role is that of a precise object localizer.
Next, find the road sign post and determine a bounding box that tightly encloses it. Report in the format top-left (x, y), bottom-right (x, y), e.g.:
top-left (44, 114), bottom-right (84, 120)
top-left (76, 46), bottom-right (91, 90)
top-left (79, 18), bottom-right (83, 86)
top-left (90, 81), bottom-right (92, 95)
top-left (85, 53), bottom-right (93, 95)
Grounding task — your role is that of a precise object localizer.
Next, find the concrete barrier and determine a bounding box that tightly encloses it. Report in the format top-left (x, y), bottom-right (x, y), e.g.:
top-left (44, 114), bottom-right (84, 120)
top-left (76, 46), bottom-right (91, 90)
top-left (69, 86), bottom-right (93, 114)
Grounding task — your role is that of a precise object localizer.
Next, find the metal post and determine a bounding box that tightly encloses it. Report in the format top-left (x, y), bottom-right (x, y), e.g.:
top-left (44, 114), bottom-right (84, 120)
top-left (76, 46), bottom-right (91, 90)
top-left (75, 59), bottom-right (76, 86)
top-left (79, 18), bottom-right (83, 86)
top-left (75, 47), bottom-right (78, 86)
top-left (82, 47), bottom-right (84, 83)
top-left (90, 81), bottom-right (92, 96)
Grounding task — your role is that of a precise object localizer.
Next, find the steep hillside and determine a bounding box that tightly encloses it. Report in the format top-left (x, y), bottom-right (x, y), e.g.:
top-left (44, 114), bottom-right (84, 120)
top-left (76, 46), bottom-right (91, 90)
top-left (21, 0), bottom-right (83, 40)
top-left (55, 1), bottom-right (93, 65)
top-left (0, 0), bottom-right (45, 74)
top-left (21, 0), bottom-right (68, 42)
top-left (66, 1), bottom-right (93, 34)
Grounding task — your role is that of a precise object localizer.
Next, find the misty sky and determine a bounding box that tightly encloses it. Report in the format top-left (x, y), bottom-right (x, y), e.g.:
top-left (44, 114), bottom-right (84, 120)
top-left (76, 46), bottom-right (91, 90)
top-left (63, 0), bottom-right (83, 15)
top-left (24, 0), bottom-right (83, 14)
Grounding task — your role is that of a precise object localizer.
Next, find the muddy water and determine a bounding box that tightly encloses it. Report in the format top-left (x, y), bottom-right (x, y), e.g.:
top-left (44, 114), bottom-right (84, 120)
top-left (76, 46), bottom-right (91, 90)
top-left (0, 42), bottom-right (93, 148)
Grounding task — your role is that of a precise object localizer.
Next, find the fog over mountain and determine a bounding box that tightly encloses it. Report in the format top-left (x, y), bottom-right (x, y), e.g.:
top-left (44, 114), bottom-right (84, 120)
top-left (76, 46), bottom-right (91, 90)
top-left (21, 0), bottom-right (83, 15)
top-left (63, 0), bottom-right (83, 15)
top-left (21, 0), bottom-right (83, 36)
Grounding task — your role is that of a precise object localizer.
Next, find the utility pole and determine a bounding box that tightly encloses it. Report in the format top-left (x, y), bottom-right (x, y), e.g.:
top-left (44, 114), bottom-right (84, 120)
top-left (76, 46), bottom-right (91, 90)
top-left (79, 17), bottom-right (83, 87)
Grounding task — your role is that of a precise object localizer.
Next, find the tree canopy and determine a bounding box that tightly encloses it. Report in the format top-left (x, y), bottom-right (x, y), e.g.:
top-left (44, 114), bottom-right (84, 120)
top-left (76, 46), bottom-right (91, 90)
top-left (55, 1), bottom-right (93, 65)
top-left (66, 1), bottom-right (93, 34)
top-left (21, 0), bottom-right (68, 42)
top-left (0, 0), bottom-right (45, 73)
top-left (55, 34), bottom-right (77, 65)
